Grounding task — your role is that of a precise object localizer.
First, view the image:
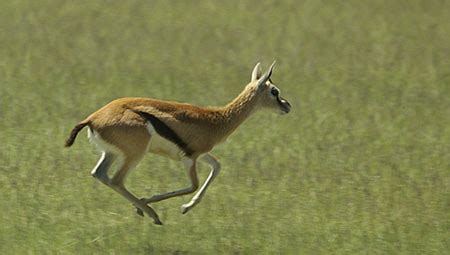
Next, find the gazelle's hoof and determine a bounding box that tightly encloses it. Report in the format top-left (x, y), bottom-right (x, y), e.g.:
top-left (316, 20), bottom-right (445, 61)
top-left (134, 205), bottom-right (162, 225)
top-left (180, 204), bottom-right (191, 214)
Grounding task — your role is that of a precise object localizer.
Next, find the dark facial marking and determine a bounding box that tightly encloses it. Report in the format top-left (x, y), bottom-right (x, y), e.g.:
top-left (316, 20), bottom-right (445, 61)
top-left (271, 87), bottom-right (279, 97)
top-left (133, 111), bottom-right (193, 156)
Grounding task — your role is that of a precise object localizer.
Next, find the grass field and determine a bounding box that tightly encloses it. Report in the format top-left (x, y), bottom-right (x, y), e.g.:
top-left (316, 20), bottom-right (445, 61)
top-left (0, 0), bottom-right (449, 254)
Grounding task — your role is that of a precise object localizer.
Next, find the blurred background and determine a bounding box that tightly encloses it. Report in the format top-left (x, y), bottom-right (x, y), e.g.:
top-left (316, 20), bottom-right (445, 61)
top-left (0, 0), bottom-right (448, 254)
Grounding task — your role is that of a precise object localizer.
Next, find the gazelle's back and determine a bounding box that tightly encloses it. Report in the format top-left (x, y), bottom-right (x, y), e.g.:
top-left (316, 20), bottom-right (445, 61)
top-left (87, 97), bottom-right (226, 157)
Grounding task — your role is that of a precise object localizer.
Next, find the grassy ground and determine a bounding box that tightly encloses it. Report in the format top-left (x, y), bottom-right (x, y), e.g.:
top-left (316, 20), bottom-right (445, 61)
top-left (0, 0), bottom-right (449, 254)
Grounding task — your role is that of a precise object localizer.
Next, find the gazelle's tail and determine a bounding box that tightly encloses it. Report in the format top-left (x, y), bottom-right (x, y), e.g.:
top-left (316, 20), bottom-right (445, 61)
top-left (65, 120), bottom-right (89, 147)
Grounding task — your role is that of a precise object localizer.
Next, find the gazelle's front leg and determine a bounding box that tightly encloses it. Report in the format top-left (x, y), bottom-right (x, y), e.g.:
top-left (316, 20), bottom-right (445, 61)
top-left (136, 158), bottom-right (199, 216)
top-left (181, 154), bottom-right (221, 214)
top-left (137, 154), bottom-right (220, 215)
top-left (145, 158), bottom-right (199, 202)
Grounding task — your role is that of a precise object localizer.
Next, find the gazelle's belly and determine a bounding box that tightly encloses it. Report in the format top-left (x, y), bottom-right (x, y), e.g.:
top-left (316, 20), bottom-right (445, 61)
top-left (146, 123), bottom-right (185, 160)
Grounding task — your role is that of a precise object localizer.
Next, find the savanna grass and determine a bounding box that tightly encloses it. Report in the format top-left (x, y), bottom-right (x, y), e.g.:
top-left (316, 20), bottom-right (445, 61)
top-left (0, 0), bottom-right (448, 254)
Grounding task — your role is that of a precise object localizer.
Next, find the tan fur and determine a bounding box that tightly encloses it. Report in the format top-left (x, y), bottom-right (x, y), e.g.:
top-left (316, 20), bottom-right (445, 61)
top-left (82, 86), bottom-right (263, 158)
top-left (65, 62), bottom-right (290, 224)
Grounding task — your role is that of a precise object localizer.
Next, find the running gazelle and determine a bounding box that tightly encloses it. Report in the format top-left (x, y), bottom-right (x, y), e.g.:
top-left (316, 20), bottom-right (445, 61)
top-left (65, 62), bottom-right (291, 225)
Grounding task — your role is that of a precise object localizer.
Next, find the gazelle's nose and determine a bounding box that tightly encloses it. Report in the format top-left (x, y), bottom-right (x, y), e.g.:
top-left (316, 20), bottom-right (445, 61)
top-left (281, 98), bottom-right (291, 114)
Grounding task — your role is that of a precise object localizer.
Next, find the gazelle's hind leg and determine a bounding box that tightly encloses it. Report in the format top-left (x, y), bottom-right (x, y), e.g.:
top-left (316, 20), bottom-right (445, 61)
top-left (91, 152), bottom-right (162, 224)
top-left (90, 125), bottom-right (162, 224)
top-left (91, 152), bottom-right (115, 185)
top-left (110, 157), bottom-right (163, 225)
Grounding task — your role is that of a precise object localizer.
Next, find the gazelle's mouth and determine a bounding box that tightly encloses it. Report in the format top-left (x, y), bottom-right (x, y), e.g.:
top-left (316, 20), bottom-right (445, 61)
top-left (277, 97), bottom-right (291, 114)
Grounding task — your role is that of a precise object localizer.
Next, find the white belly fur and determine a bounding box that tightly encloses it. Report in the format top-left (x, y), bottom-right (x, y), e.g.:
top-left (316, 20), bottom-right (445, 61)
top-left (146, 122), bottom-right (185, 160)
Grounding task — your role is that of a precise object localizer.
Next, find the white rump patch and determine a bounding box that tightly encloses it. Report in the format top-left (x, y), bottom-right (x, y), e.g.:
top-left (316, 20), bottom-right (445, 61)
top-left (88, 129), bottom-right (120, 154)
top-left (87, 128), bottom-right (126, 176)
top-left (88, 128), bottom-right (124, 159)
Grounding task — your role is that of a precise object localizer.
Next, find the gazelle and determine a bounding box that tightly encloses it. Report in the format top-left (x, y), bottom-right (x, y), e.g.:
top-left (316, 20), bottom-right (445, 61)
top-left (65, 62), bottom-right (291, 225)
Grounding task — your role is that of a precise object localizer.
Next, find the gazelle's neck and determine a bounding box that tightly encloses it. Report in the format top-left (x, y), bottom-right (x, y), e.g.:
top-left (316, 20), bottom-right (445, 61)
top-left (220, 85), bottom-right (260, 133)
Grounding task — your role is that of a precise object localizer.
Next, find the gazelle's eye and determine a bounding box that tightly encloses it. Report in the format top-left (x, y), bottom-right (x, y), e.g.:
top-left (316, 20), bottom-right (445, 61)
top-left (271, 87), bottom-right (279, 97)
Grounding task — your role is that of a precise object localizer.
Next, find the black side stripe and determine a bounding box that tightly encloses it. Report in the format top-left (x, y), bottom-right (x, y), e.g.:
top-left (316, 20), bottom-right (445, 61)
top-left (134, 111), bottom-right (193, 156)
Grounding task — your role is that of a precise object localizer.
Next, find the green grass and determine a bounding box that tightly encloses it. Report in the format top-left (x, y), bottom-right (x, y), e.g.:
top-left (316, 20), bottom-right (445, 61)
top-left (0, 0), bottom-right (449, 254)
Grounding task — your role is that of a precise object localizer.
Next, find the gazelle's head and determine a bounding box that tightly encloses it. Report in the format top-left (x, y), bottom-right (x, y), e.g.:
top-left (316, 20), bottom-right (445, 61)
top-left (249, 62), bottom-right (291, 115)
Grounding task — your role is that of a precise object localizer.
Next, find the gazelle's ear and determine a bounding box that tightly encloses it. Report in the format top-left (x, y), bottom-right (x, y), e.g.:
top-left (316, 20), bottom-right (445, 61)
top-left (266, 60), bottom-right (276, 78)
top-left (257, 61), bottom-right (276, 88)
top-left (251, 62), bottom-right (262, 82)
